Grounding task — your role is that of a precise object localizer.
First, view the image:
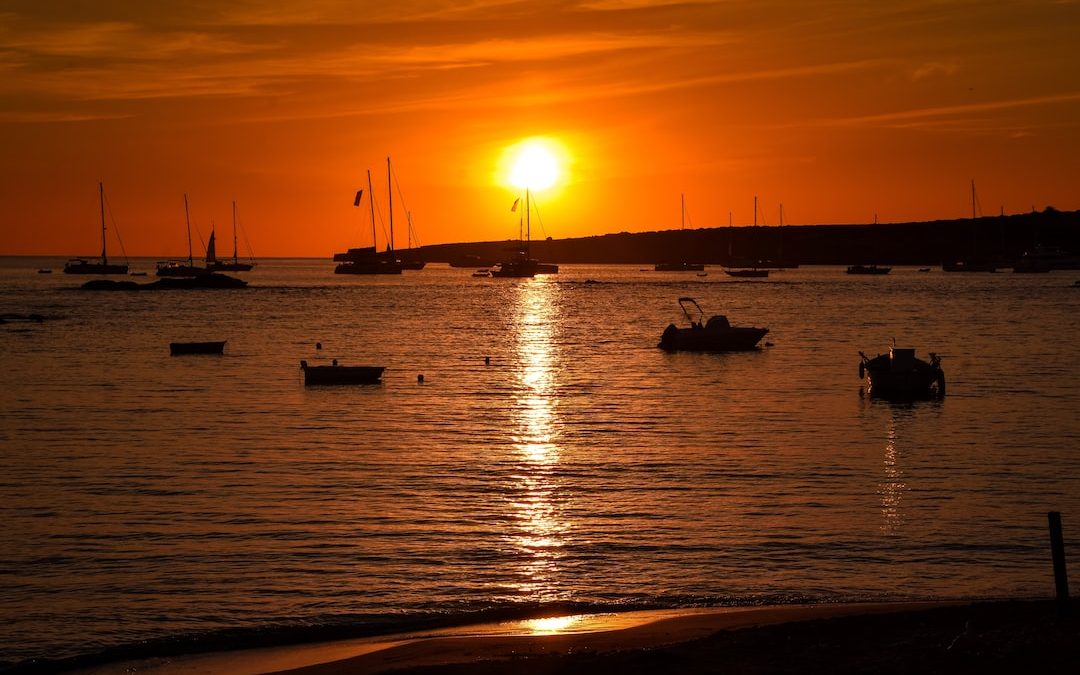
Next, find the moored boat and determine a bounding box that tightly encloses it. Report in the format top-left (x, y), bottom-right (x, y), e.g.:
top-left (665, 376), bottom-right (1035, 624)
top-left (654, 194), bottom-right (703, 271)
top-left (334, 167), bottom-right (404, 275)
top-left (64, 183), bottom-right (129, 275)
top-left (490, 253), bottom-right (539, 278)
top-left (170, 341), bottom-right (226, 355)
top-left (489, 189), bottom-right (560, 278)
top-left (859, 346), bottom-right (945, 399)
top-left (300, 360), bottom-right (385, 385)
top-left (846, 264), bottom-right (891, 275)
top-left (157, 194), bottom-right (209, 277)
top-left (658, 297), bottom-right (769, 352)
top-left (656, 261), bottom-right (705, 272)
top-left (724, 268), bottom-right (769, 278)
top-left (206, 202), bottom-right (256, 272)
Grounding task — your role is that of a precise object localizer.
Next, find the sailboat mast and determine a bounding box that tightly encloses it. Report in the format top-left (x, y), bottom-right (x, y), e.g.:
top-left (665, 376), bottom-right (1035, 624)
top-left (526, 187), bottom-right (531, 257)
top-left (780, 203), bottom-right (784, 227)
top-left (99, 182), bottom-right (107, 265)
top-left (971, 179), bottom-right (978, 259)
top-left (232, 200), bottom-right (239, 264)
top-left (387, 156), bottom-right (394, 253)
top-left (754, 195), bottom-right (758, 227)
top-left (184, 193), bottom-right (193, 267)
top-left (367, 170), bottom-right (376, 249)
top-left (681, 193), bottom-right (685, 230)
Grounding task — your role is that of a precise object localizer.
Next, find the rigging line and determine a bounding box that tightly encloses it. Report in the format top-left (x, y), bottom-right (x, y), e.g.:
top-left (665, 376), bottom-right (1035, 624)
top-left (236, 207), bottom-right (257, 260)
top-left (390, 161), bottom-right (421, 248)
top-left (406, 212), bottom-right (421, 248)
top-left (193, 219), bottom-right (206, 253)
top-left (102, 190), bottom-right (130, 262)
top-left (531, 197), bottom-right (549, 239)
top-left (370, 188), bottom-right (390, 248)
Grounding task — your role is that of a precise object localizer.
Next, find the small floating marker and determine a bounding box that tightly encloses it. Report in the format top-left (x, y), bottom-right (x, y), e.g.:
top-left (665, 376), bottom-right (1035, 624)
top-left (332, 358), bottom-right (338, 366)
top-left (484, 356), bottom-right (491, 365)
top-left (417, 374), bottom-right (424, 383)
top-left (316, 342), bottom-right (323, 350)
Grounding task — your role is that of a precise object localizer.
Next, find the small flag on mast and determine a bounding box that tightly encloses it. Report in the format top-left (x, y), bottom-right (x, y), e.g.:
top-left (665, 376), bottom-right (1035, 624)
top-left (353, 190), bottom-right (364, 207)
top-left (510, 197), bottom-right (520, 212)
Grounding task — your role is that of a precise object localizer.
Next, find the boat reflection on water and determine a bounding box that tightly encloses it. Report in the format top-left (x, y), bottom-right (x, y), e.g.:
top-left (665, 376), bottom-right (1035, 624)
top-left (507, 278), bottom-right (569, 600)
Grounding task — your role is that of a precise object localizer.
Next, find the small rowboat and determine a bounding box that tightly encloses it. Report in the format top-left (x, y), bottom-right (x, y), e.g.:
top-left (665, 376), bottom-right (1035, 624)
top-left (300, 360), bottom-right (384, 385)
top-left (170, 341), bottom-right (226, 355)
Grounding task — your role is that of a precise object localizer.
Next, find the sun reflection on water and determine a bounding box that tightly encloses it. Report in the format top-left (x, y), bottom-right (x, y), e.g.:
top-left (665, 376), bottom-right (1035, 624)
top-left (524, 614), bottom-right (587, 634)
top-left (880, 413), bottom-right (907, 534)
top-left (508, 278), bottom-right (569, 599)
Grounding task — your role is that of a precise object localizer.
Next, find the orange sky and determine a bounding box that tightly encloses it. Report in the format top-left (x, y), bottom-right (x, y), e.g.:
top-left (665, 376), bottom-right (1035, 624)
top-left (2, 0), bottom-right (1079, 257)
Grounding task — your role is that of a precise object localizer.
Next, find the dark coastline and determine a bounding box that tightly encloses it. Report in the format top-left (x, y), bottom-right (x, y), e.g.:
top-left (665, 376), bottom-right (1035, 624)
top-left (420, 208), bottom-right (1080, 267)
top-left (281, 600), bottom-right (1077, 675)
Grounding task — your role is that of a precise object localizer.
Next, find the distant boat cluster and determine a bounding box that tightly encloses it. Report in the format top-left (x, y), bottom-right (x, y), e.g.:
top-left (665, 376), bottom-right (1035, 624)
top-left (63, 183), bottom-right (258, 284)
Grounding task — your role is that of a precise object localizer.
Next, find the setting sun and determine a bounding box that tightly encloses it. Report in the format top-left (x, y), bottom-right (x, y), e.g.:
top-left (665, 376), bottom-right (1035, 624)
top-left (503, 138), bottom-right (564, 191)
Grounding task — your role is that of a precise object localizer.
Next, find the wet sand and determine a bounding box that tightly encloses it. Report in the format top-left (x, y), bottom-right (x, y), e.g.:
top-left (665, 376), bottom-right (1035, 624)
top-left (75, 599), bottom-right (1078, 675)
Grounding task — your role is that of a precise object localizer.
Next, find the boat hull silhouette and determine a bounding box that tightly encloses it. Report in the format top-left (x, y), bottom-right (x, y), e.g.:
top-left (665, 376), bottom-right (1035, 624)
top-left (170, 341), bottom-right (226, 355)
top-left (859, 348), bottom-right (945, 400)
top-left (300, 360), bottom-right (385, 385)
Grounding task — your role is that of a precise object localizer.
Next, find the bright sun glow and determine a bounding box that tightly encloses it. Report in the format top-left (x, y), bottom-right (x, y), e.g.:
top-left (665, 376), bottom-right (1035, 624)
top-left (505, 139), bottom-right (562, 190)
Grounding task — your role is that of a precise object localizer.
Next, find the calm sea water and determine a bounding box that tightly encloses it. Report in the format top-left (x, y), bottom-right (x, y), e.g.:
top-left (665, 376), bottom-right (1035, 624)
top-left (2, 258), bottom-right (1079, 667)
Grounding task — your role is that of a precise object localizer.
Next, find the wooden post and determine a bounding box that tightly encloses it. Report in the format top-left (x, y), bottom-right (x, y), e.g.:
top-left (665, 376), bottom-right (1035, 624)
top-left (1048, 511), bottom-right (1070, 615)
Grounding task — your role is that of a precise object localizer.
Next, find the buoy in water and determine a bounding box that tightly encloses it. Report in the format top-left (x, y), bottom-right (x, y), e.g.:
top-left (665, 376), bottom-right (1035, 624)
top-left (417, 374), bottom-right (424, 383)
top-left (484, 356), bottom-right (490, 365)
top-left (316, 342), bottom-right (322, 350)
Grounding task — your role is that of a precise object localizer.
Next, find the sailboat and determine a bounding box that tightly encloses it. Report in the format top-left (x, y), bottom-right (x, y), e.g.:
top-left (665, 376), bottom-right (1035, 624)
top-left (655, 194), bottom-right (705, 271)
top-left (724, 195), bottom-right (768, 277)
top-left (156, 194), bottom-right (210, 277)
top-left (334, 165), bottom-right (403, 275)
top-left (490, 188), bottom-right (560, 277)
top-left (63, 182), bottom-right (129, 275)
top-left (207, 202), bottom-right (256, 272)
top-left (943, 180), bottom-right (997, 272)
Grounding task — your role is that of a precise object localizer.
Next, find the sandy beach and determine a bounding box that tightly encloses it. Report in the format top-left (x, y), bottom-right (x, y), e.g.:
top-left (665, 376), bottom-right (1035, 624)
top-left (69, 599), bottom-right (1077, 675)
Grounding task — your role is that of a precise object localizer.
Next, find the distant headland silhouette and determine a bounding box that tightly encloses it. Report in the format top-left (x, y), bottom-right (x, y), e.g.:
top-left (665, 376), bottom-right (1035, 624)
top-left (419, 207), bottom-right (1079, 267)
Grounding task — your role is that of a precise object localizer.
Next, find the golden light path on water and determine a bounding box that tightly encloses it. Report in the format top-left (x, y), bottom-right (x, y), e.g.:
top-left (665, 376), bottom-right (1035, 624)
top-left (880, 412), bottom-right (906, 535)
top-left (508, 278), bottom-right (569, 600)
